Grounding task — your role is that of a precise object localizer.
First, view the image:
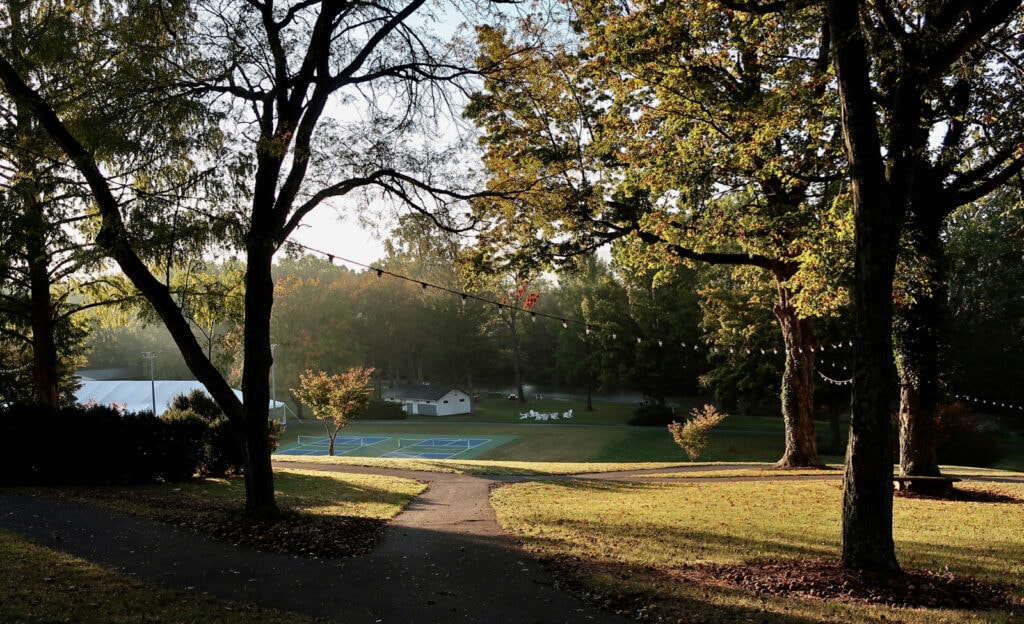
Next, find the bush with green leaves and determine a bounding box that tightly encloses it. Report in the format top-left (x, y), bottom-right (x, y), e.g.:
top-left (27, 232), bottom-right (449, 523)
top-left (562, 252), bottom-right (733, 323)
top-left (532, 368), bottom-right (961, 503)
top-left (934, 402), bottom-right (1004, 467)
top-left (629, 403), bottom-right (679, 427)
top-left (668, 404), bottom-right (729, 461)
top-left (356, 398), bottom-right (408, 420)
top-left (0, 403), bottom-right (196, 485)
top-left (163, 389), bottom-right (282, 477)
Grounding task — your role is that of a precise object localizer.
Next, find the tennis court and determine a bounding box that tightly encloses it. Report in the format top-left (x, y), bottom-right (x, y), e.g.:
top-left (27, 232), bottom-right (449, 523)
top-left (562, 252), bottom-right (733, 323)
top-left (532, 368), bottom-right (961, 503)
top-left (279, 435), bottom-right (391, 456)
top-left (275, 434), bottom-right (499, 459)
top-left (382, 438), bottom-right (491, 459)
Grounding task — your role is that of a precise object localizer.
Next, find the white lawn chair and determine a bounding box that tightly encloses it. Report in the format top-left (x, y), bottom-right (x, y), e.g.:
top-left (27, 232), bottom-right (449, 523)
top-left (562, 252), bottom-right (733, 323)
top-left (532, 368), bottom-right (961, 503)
top-left (562, 409), bottom-right (573, 419)
top-left (519, 413), bottom-right (529, 419)
top-left (549, 412), bottom-right (559, 420)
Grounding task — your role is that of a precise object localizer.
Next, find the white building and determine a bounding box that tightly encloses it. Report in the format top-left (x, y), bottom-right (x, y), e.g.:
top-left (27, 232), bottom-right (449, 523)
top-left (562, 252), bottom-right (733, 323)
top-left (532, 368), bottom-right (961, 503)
top-left (74, 379), bottom-right (286, 417)
top-left (383, 385), bottom-right (472, 416)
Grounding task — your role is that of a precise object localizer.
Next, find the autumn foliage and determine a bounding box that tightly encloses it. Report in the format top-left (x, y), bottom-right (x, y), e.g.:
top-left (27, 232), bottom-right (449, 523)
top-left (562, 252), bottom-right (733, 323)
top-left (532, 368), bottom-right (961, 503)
top-left (668, 404), bottom-right (728, 461)
top-left (292, 367), bottom-right (375, 455)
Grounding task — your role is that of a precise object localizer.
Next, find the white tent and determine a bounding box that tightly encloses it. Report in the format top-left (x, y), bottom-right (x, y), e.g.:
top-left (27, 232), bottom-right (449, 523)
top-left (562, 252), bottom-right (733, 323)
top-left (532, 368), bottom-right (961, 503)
top-left (75, 380), bottom-right (286, 417)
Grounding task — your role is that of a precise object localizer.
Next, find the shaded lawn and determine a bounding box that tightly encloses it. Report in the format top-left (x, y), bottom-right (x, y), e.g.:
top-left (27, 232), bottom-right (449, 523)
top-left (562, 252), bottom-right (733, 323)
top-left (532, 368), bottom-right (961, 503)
top-left (0, 531), bottom-right (323, 624)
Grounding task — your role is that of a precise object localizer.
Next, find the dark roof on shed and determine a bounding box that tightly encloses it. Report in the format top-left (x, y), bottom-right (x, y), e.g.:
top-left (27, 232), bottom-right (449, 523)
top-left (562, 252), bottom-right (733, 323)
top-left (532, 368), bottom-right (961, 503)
top-left (383, 384), bottom-right (462, 401)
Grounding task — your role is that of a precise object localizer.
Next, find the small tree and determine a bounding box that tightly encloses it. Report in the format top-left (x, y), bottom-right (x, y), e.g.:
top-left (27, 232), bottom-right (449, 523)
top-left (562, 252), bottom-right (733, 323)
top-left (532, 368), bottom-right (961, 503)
top-left (292, 367), bottom-right (374, 456)
top-left (668, 405), bottom-right (728, 462)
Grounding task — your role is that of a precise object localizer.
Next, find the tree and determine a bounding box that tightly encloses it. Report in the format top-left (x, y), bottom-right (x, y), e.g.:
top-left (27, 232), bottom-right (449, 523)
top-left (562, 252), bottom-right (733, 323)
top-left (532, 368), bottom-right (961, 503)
top-left (822, 0), bottom-right (1024, 571)
top-left (697, 264), bottom-right (787, 410)
top-left (1, 0), bottom-right (492, 516)
top-left (466, 2), bottom-right (849, 467)
top-left (494, 276), bottom-right (541, 402)
top-left (945, 193), bottom-right (1024, 408)
top-left (292, 367), bottom-right (374, 456)
top-left (887, 8), bottom-right (1024, 479)
top-left (0, 0), bottom-right (198, 407)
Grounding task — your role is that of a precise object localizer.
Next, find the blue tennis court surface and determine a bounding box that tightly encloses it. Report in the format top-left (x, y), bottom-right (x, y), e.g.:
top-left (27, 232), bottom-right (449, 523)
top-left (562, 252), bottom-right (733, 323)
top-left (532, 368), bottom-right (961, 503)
top-left (382, 438), bottom-right (491, 459)
top-left (275, 435), bottom-right (495, 459)
top-left (277, 436), bottom-right (390, 456)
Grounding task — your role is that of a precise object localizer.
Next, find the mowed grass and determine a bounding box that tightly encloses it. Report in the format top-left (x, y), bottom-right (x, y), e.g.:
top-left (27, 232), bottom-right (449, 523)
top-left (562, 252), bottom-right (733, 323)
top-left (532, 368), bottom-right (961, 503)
top-left (293, 397), bottom-right (851, 465)
top-left (491, 478), bottom-right (1024, 624)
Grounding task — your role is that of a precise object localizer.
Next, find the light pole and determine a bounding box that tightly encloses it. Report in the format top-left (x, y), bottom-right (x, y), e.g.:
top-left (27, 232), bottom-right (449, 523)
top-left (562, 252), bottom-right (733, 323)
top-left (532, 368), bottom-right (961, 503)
top-left (271, 344), bottom-right (282, 425)
top-left (141, 351), bottom-right (158, 415)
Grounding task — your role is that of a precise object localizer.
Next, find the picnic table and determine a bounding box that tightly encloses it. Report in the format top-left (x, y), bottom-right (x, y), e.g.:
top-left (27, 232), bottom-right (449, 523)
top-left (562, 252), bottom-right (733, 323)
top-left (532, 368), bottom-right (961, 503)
top-left (893, 474), bottom-right (961, 495)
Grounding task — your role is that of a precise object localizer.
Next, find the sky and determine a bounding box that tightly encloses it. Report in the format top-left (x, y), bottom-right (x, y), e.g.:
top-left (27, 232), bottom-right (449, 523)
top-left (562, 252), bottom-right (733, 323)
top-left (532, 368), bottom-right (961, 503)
top-left (287, 206), bottom-right (389, 269)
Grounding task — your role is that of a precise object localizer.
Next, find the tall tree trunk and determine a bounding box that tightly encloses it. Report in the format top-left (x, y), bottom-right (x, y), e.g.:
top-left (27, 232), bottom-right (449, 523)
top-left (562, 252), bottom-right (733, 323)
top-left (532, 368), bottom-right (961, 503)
top-left (894, 210), bottom-right (945, 478)
top-left (507, 310), bottom-right (525, 402)
top-left (25, 198), bottom-right (60, 408)
top-left (240, 236), bottom-right (280, 518)
top-left (773, 279), bottom-right (823, 468)
top-left (828, 0), bottom-right (903, 572)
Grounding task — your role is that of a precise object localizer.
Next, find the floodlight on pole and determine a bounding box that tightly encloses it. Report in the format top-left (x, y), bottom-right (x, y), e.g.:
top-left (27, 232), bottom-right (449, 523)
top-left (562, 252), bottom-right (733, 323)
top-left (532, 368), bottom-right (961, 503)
top-left (141, 351), bottom-right (158, 416)
top-left (271, 344), bottom-right (282, 425)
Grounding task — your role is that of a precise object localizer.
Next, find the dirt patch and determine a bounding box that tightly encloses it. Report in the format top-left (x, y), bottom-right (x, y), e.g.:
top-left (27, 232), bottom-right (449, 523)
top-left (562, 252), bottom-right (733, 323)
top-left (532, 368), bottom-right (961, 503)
top-left (669, 557), bottom-right (1015, 611)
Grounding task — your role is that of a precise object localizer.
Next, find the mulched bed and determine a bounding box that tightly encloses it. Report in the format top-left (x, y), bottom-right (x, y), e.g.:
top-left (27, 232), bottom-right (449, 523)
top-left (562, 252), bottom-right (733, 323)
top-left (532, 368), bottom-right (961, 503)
top-left (87, 491), bottom-right (387, 559)
top-left (668, 557), bottom-right (1015, 611)
top-left (154, 507), bottom-right (387, 559)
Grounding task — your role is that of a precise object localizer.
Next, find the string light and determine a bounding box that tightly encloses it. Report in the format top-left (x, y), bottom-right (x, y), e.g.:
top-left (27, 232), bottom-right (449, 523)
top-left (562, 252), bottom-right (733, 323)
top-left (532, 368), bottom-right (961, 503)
top-left (0, 362), bottom-right (32, 374)
top-left (278, 240), bottom-right (876, 371)
top-left (818, 370), bottom-right (853, 386)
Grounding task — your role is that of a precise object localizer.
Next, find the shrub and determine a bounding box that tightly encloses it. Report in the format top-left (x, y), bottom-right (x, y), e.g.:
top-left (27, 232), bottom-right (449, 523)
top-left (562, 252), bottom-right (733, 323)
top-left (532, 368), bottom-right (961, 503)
top-left (629, 403), bottom-right (678, 426)
top-left (0, 403), bottom-right (173, 485)
top-left (0, 398), bottom-right (284, 486)
top-left (934, 403), bottom-right (1004, 467)
top-left (356, 399), bottom-right (407, 420)
top-left (160, 411), bottom-right (209, 481)
top-left (668, 404), bottom-right (729, 461)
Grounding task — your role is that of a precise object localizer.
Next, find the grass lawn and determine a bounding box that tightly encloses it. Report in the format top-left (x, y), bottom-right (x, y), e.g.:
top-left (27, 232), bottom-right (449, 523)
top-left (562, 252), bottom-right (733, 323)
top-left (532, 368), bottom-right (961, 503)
top-left (0, 468), bottom-right (424, 623)
top-left (0, 531), bottom-right (322, 624)
top-left (284, 397), bottom-right (852, 465)
top-left (491, 478), bottom-right (1024, 623)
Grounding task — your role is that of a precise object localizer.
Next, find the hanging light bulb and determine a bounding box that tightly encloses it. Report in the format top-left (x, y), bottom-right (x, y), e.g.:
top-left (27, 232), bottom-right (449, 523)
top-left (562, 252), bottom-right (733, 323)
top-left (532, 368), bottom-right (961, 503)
top-left (421, 282), bottom-right (428, 292)
top-left (562, 319), bottom-right (569, 329)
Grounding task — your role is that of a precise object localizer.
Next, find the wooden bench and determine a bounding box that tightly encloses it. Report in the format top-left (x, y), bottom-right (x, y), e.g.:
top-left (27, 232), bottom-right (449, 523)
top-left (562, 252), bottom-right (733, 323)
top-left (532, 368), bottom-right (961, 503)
top-left (893, 474), bottom-right (961, 495)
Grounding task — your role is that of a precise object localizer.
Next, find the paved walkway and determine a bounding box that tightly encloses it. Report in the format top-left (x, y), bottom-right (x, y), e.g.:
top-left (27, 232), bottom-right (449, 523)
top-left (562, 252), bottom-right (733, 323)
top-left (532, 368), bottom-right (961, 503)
top-left (1, 463), bottom-right (1019, 623)
top-left (0, 464), bottom-right (635, 624)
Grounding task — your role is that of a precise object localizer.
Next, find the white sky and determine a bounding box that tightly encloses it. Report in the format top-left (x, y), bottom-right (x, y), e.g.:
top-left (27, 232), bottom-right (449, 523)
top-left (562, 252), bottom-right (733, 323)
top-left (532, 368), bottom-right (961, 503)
top-left (287, 206), bottom-right (390, 268)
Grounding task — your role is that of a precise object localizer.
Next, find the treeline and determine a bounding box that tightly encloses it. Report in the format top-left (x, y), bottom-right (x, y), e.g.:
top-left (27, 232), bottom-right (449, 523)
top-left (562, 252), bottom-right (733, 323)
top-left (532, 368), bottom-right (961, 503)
top-left (74, 202), bottom-right (1024, 418)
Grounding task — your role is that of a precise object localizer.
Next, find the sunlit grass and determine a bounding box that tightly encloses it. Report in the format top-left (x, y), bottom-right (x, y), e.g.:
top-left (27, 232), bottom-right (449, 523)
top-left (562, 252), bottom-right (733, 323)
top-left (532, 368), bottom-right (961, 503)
top-left (491, 479), bottom-right (1024, 623)
top-left (48, 468), bottom-right (426, 520)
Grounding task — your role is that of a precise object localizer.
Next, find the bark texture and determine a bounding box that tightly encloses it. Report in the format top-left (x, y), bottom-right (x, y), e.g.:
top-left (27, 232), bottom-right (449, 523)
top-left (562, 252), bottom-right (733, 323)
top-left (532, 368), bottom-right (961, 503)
top-left (773, 280), bottom-right (823, 468)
